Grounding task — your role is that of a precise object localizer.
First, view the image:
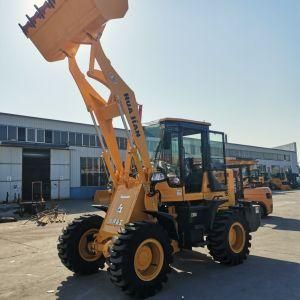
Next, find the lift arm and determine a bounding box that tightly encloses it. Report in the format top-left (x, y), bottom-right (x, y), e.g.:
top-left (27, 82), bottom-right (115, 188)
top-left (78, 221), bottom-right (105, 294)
top-left (19, 0), bottom-right (152, 188)
top-left (68, 39), bottom-right (152, 185)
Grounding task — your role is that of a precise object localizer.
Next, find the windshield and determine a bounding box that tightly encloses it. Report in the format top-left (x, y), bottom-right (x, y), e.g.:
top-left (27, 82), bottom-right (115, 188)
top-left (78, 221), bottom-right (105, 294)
top-left (144, 123), bottom-right (162, 162)
top-left (250, 169), bottom-right (259, 179)
top-left (144, 123), bottom-right (181, 185)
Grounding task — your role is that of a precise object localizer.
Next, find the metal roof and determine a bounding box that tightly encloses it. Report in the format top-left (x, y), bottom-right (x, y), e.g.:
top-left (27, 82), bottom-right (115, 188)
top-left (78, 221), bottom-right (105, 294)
top-left (144, 118), bottom-right (211, 127)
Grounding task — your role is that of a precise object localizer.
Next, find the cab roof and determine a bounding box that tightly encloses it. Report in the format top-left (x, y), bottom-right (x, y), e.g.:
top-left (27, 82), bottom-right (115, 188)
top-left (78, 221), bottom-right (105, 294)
top-left (144, 118), bottom-right (211, 127)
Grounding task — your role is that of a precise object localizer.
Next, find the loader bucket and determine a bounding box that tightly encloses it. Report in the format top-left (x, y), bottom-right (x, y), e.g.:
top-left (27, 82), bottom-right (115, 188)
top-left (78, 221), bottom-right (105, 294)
top-left (19, 0), bottom-right (128, 62)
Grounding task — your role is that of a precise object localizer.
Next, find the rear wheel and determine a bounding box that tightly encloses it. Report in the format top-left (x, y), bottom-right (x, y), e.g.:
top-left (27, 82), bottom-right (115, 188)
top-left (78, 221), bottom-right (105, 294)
top-left (207, 211), bottom-right (251, 265)
top-left (108, 222), bottom-right (173, 298)
top-left (57, 214), bottom-right (105, 275)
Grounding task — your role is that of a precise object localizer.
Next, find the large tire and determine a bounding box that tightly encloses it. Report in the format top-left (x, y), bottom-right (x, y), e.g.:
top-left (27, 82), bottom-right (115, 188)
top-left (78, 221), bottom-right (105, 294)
top-left (108, 222), bottom-right (173, 298)
top-left (207, 211), bottom-right (251, 266)
top-left (57, 214), bottom-right (105, 275)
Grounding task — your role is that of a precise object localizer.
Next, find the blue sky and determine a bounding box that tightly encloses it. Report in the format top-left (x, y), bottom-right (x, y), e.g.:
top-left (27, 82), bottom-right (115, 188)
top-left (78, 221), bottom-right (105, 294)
top-left (1, 1), bottom-right (299, 157)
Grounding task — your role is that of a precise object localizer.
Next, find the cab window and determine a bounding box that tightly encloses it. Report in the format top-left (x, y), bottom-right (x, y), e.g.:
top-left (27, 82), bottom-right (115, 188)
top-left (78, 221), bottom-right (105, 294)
top-left (209, 131), bottom-right (227, 191)
top-left (182, 129), bottom-right (203, 193)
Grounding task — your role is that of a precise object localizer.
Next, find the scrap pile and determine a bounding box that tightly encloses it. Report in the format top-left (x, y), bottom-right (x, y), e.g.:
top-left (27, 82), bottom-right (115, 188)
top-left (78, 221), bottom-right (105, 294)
top-left (24, 205), bottom-right (66, 226)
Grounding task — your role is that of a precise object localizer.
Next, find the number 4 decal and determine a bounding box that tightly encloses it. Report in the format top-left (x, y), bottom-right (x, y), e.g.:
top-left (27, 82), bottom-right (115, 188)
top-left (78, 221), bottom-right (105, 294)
top-left (117, 204), bottom-right (124, 214)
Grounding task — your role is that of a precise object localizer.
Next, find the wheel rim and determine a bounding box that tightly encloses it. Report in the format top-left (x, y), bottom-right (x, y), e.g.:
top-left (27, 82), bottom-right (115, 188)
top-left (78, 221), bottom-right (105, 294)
top-left (78, 228), bottom-right (101, 262)
top-left (228, 222), bottom-right (246, 253)
top-left (134, 238), bottom-right (164, 282)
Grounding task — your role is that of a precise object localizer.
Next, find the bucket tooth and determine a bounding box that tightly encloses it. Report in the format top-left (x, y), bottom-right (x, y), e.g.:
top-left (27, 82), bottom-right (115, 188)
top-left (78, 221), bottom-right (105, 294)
top-left (26, 15), bottom-right (36, 28)
top-left (34, 5), bottom-right (45, 19)
top-left (47, 0), bottom-right (55, 8)
top-left (48, 0), bottom-right (56, 7)
top-left (18, 23), bottom-right (28, 37)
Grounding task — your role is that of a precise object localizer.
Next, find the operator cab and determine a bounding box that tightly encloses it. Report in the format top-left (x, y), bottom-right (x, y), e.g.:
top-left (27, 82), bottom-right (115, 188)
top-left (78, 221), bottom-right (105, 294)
top-left (144, 118), bottom-right (227, 196)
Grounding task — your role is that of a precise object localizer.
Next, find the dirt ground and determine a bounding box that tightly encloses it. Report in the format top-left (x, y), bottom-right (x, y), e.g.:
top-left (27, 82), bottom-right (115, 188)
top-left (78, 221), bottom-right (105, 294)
top-left (0, 191), bottom-right (299, 300)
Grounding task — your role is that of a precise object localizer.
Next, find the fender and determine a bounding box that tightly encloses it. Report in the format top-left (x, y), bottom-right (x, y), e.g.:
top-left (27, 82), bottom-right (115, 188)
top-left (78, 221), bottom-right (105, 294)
top-left (144, 210), bottom-right (178, 241)
top-left (233, 200), bottom-right (261, 232)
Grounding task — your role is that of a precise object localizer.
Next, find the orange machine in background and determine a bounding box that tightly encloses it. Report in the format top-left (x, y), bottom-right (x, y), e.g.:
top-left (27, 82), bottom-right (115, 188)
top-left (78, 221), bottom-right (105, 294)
top-left (226, 158), bottom-right (273, 217)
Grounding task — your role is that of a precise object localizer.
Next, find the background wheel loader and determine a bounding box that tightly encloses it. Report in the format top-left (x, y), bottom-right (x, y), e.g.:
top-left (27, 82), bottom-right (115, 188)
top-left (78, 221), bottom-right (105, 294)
top-left (20, 1), bottom-right (261, 297)
top-left (226, 158), bottom-right (273, 217)
top-left (269, 172), bottom-right (292, 191)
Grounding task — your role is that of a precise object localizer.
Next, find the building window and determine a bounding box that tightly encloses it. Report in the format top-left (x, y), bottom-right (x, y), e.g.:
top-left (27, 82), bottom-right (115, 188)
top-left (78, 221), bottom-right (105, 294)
top-left (97, 136), bottom-right (106, 148)
top-left (8, 126), bottom-right (17, 141)
top-left (83, 134), bottom-right (89, 147)
top-left (18, 127), bottom-right (26, 142)
top-left (45, 130), bottom-right (53, 144)
top-left (37, 129), bottom-right (45, 143)
top-left (61, 131), bottom-right (68, 145)
top-left (80, 157), bottom-right (108, 187)
top-left (69, 132), bottom-right (75, 146)
top-left (277, 154), bottom-right (284, 161)
top-left (76, 133), bottom-right (82, 146)
top-left (90, 135), bottom-right (96, 147)
top-left (27, 128), bottom-right (36, 142)
top-left (99, 159), bottom-right (108, 185)
top-left (54, 131), bottom-right (61, 145)
top-left (117, 137), bottom-right (127, 150)
top-left (0, 125), bottom-right (7, 141)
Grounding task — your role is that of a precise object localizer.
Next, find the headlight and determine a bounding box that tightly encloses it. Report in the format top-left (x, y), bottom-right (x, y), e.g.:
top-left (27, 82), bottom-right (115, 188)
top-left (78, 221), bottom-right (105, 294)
top-left (151, 172), bottom-right (167, 184)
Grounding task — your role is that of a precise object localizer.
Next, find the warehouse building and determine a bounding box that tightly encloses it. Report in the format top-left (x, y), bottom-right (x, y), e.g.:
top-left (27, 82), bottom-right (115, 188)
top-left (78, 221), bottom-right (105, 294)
top-left (0, 112), bottom-right (127, 202)
top-left (225, 142), bottom-right (298, 175)
top-left (0, 112), bottom-right (298, 202)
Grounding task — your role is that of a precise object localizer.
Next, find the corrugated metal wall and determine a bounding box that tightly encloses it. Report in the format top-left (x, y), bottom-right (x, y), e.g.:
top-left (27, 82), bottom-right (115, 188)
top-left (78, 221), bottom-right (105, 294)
top-left (0, 147), bottom-right (22, 201)
top-left (51, 149), bottom-right (70, 199)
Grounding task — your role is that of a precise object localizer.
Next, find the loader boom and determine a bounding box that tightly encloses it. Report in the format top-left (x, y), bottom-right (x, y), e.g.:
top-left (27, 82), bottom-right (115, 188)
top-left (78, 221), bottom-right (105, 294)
top-left (20, 0), bottom-right (152, 189)
top-left (68, 40), bottom-right (152, 187)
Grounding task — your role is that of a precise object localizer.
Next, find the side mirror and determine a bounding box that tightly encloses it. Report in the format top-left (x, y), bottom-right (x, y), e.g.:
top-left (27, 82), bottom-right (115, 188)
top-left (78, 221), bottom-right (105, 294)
top-left (151, 172), bottom-right (167, 184)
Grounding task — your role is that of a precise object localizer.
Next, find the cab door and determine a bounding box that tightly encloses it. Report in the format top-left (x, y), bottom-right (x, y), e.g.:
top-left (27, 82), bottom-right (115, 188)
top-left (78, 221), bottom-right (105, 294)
top-left (181, 125), bottom-right (207, 201)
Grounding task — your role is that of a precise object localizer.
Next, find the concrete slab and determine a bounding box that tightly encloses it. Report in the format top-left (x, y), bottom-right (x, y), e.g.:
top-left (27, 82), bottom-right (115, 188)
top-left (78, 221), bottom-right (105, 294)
top-left (0, 191), bottom-right (299, 299)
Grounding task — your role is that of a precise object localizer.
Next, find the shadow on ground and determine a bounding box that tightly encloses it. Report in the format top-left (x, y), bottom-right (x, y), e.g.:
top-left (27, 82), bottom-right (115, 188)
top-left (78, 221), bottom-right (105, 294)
top-left (261, 215), bottom-right (300, 231)
top-left (56, 250), bottom-right (300, 300)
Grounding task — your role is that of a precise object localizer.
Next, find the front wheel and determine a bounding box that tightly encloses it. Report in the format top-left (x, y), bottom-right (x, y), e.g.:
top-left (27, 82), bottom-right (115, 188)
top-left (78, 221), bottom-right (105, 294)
top-left (108, 222), bottom-right (173, 298)
top-left (207, 211), bottom-right (251, 265)
top-left (57, 214), bottom-right (105, 275)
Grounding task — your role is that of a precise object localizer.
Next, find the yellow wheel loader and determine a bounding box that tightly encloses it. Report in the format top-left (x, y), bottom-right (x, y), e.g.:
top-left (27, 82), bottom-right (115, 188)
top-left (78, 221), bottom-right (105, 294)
top-left (226, 158), bottom-right (273, 217)
top-left (20, 1), bottom-right (261, 297)
top-left (269, 173), bottom-right (292, 191)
